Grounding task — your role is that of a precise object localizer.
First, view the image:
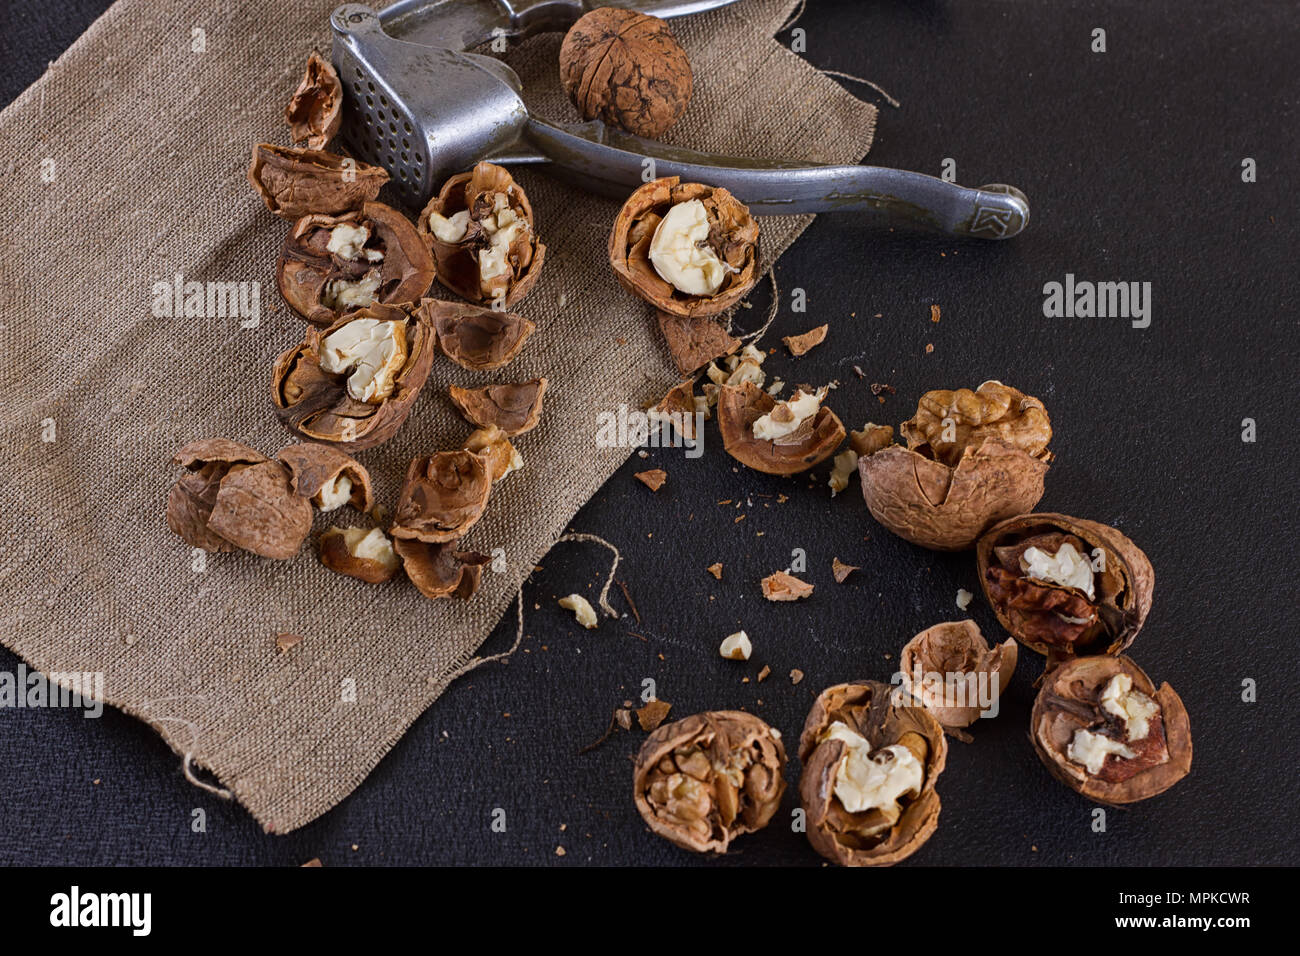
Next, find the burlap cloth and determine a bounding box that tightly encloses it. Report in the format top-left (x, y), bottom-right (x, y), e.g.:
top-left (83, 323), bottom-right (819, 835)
top-left (0, 0), bottom-right (875, 832)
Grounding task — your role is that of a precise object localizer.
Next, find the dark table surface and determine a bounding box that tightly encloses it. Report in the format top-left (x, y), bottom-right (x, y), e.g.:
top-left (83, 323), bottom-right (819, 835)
top-left (2, 0), bottom-right (1296, 867)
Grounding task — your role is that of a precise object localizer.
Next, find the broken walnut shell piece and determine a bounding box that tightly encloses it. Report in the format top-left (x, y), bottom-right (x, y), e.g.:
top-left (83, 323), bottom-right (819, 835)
top-left (1031, 655), bottom-right (1190, 804)
top-left (717, 381), bottom-right (845, 475)
top-left (899, 620), bottom-right (1017, 730)
top-left (415, 298), bottom-right (535, 371)
top-left (275, 443), bottom-right (373, 513)
top-left (901, 380), bottom-right (1052, 468)
top-left (448, 378), bottom-right (547, 437)
top-left (392, 537), bottom-right (490, 600)
top-left (761, 570), bottom-right (814, 601)
top-left (248, 144), bottom-right (388, 220)
top-left (390, 450), bottom-right (493, 544)
top-left (319, 526), bottom-right (401, 584)
top-left (462, 425), bottom-right (522, 482)
top-left (633, 710), bottom-right (786, 854)
top-left (976, 513), bottom-right (1154, 660)
top-left (609, 177), bottom-right (759, 318)
top-left (167, 439), bottom-right (269, 553)
top-left (417, 162), bottom-right (546, 307)
top-left (650, 378), bottom-right (700, 442)
top-left (286, 51), bottom-right (342, 150)
top-left (798, 681), bottom-right (947, 867)
top-left (204, 459), bottom-right (313, 561)
top-left (784, 324), bottom-right (828, 357)
top-left (272, 303), bottom-right (435, 451)
top-left (277, 202), bottom-right (435, 326)
top-left (657, 310), bottom-right (739, 376)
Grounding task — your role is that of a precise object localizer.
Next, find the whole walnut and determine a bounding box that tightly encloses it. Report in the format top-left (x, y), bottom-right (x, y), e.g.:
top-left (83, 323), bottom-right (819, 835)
top-left (559, 8), bottom-right (693, 139)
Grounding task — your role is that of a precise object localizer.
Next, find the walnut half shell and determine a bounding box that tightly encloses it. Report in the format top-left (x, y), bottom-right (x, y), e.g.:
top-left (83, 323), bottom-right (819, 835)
top-left (633, 710), bottom-right (786, 854)
top-left (390, 451), bottom-right (493, 544)
top-left (392, 538), bottom-right (490, 600)
top-left (248, 144), bottom-right (388, 220)
top-left (285, 51), bottom-right (342, 149)
top-left (899, 620), bottom-right (1017, 730)
top-left (448, 379), bottom-right (547, 437)
top-left (717, 381), bottom-right (845, 475)
top-left (416, 298), bottom-right (535, 371)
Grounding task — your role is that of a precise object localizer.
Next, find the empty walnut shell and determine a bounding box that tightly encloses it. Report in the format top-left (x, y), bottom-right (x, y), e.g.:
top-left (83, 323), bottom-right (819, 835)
top-left (205, 459), bottom-right (313, 561)
top-left (448, 378), bottom-right (547, 437)
top-left (275, 442), bottom-right (373, 513)
top-left (717, 381), bottom-right (845, 475)
top-left (167, 439), bottom-right (269, 553)
top-left (390, 451), bottom-right (493, 544)
top-left (559, 8), bottom-right (693, 139)
top-left (319, 526), bottom-right (401, 584)
top-left (415, 298), bottom-right (535, 371)
top-left (277, 202), bottom-right (434, 325)
top-left (633, 711), bottom-right (786, 854)
top-left (286, 51), bottom-right (342, 149)
top-left (417, 162), bottom-right (545, 307)
top-left (392, 538), bottom-right (491, 600)
top-left (1031, 655), bottom-right (1191, 804)
top-left (799, 681), bottom-right (947, 867)
top-left (609, 178), bottom-right (759, 318)
top-left (248, 144), bottom-right (388, 220)
top-left (977, 513), bottom-right (1154, 660)
top-left (899, 620), bottom-right (1018, 730)
top-left (272, 303), bottom-right (435, 451)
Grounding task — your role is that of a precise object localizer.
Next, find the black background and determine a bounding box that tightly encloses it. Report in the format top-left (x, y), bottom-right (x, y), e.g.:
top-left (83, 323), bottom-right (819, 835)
top-left (1, 0), bottom-right (1296, 867)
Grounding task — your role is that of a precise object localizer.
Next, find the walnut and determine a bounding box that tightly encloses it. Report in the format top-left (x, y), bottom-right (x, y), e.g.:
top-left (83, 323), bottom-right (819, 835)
top-left (392, 538), bottom-right (491, 600)
top-left (798, 681), bottom-right (947, 867)
top-left (857, 382), bottom-right (1052, 551)
top-left (1031, 655), bottom-right (1191, 803)
top-left (633, 711), bottom-right (786, 853)
top-left (277, 202), bottom-right (434, 325)
top-left (559, 594), bottom-right (599, 629)
top-left (657, 311), bottom-right (739, 376)
top-left (416, 298), bottom-right (535, 371)
top-left (899, 620), bottom-right (1017, 731)
top-left (390, 450), bottom-right (493, 544)
top-left (610, 178), bottom-right (759, 318)
top-left (559, 8), bottom-right (692, 139)
top-left (272, 303), bottom-right (435, 451)
top-left (247, 144), bottom-right (388, 220)
top-left (319, 526), bottom-right (400, 584)
top-left (448, 379), bottom-right (547, 437)
top-left (285, 51), bottom-right (341, 150)
top-left (275, 442), bottom-right (373, 513)
top-left (649, 378), bottom-right (700, 442)
top-left (761, 570), bottom-right (814, 601)
top-left (717, 381), bottom-right (845, 475)
top-left (976, 513), bottom-right (1154, 661)
top-left (417, 162), bottom-right (545, 307)
top-left (784, 324), bottom-right (828, 356)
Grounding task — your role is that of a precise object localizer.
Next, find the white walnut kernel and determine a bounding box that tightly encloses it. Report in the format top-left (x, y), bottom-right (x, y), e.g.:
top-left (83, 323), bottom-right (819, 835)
top-left (719, 631), bottom-right (752, 660)
top-left (559, 594), bottom-right (598, 629)
top-left (318, 318), bottom-right (408, 404)
top-left (648, 199), bottom-right (728, 296)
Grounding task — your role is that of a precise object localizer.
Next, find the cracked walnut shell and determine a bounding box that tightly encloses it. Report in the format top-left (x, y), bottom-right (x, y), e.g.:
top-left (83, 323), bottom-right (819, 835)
top-left (799, 681), bottom-right (947, 867)
top-left (633, 711), bottom-right (786, 854)
top-left (275, 442), bottom-right (373, 513)
top-left (899, 620), bottom-right (1017, 730)
top-left (390, 450), bottom-right (493, 544)
top-left (559, 8), bottom-right (692, 139)
top-left (448, 379), bottom-right (547, 437)
top-left (717, 381), bottom-right (845, 475)
top-left (286, 51), bottom-right (342, 150)
top-left (248, 144), bottom-right (388, 220)
top-left (416, 298), bottom-right (535, 371)
top-left (392, 538), bottom-right (491, 600)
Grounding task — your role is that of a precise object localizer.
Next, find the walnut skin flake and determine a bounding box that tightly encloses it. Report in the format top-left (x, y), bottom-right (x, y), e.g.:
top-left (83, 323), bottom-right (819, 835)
top-left (761, 570), bottom-right (814, 601)
top-left (448, 379), bottom-right (547, 436)
top-left (392, 538), bottom-right (491, 600)
top-left (286, 51), bottom-right (342, 150)
top-left (784, 324), bottom-right (829, 356)
top-left (706, 563), bottom-right (723, 580)
top-left (390, 451), bottom-right (493, 544)
top-left (900, 620), bottom-right (1017, 730)
top-left (717, 381), bottom-right (845, 475)
top-left (637, 699), bottom-right (673, 731)
top-left (634, 711), bottom-right (785, 853)
top-left (1031, 655), bottom-right (1191, 804)
top-left (247, 144), bottom-right (388, 220)
top-left (416, 298), bottom-right (535, 372)
top-left (831, 558), bottom-right (859, 583)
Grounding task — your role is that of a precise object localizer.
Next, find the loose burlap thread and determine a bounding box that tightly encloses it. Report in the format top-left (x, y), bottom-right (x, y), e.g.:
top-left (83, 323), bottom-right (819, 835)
top-left (0, 0), bottom-right (875, 832)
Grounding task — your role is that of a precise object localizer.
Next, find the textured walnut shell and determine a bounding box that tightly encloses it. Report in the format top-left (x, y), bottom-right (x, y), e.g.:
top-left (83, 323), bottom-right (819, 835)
top-left (390, 451), bottom-right (493, 544)
top-left (858, 439), bottom-right (1048, 551)
top-left (415, 298), bottom-right (535, 371)
top-left (417, 162), bottom-right (545, 307)
top-left (204, 459), bottom-right (313, 560)
top-left (717, 381), bottom-right (845, 475)
top-left (657, 310), bottom-right (739, 376)
top-left (448, 378), bottom-right (547, 437)
top-left (319, 527), bottom-right (400, 584)
top-left (277, 202), bottom-right (434, 325)
top-left (272, 303), bottom-right (435, 452)
top-left (899, 620), bottom-right (1018, 729)
top-left (167, 440), bottom-right (269, 553)
top-left (1031, 655), bottom-right (1191, 804)
top-left (274, 443), bottom-right (373, 513)
top-left (248, 144), bottom-right (388, 219)
top-left (392, 537), bottom-right (491, 600)
top-left (976, 513), bottom-right (1155, 660)
top-left (633, 711), bottom-right (786, 854)
top-left (609, 178), bottom-right (759, 318)
top-left (651, 378), bottom-right (699, 442)
top-left (286, 51), bottom-right (342, 150)
top-left (901, 381), bottom-right (1053, 468)
top-left (463, 425), bottom-right (520, 481)
top-left (559, 8), bottom-right (693, 139)
top-left (798, 681), bottom-right (947, 867)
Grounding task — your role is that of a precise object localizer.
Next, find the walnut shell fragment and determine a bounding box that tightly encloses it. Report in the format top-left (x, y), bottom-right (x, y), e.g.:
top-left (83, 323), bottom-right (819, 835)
top-left (900, 620), bottom-right (1017, 730)
top-left (784, 324), bottom-right (828, 356)
top-left (610, 178), bottom-right (759, 318)
top-left (649, 378), bottom-right (701, 442)
top-left (761, 570), bottom-right (813, 601)
top-left (286, 51), bottom-right (342, 149)
top-left (277, 202), bottom-right (434, 325)
top-left (1031, 655), bottom-right (1191, 804)
top-left (977, 513), bottom-right (1154, 660)
top-left (392, 537), bottom-right (490, 600)
top-left (559, 8), bottom-right (693, 139)
top-left (717, 381), bottom-right (845, 475)
top-left (418, 162), bottom-right (545, 307)
top-left (275, 443), bottom-right (373, 513)
top-left (272, 303), bottom-right (435, 451)
top-left (390, 451), bottom-right (493, 544)
top-left (248, 144), bottom-right (388, 220)
top-left (205, 459), bottom-right (313, 560)
top-left (167, 439), bottom-right (268, 553)
top-left (319, 526), bottom-right (400, 583)
top-left (657, 311), bottom-right (739, 376)
top-left (463, 425), bottom-right (522, 482)
top-left (416, 298), bottom-right (535, 371)
top-left (798, 681), bottom-right (947, 867)
top-left (448, 378), bottom-right (547, 437)
top-left (633, 711), bottom-right (786, 854)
